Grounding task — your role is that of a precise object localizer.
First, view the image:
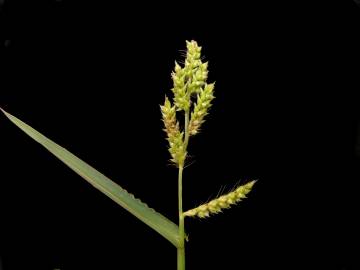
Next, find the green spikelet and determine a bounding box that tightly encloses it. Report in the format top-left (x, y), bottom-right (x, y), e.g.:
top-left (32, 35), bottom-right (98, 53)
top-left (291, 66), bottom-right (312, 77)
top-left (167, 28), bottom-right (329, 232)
top-left (188, 83), bottom-right (215, 135)
top-left (160, 96), bottom-right (186, 165)
top-left (171, 40), bottom-right (211, 111)
top-left (171, 62), bottom-right (189, 111)
top-left (184, 41), bottom-right (208, 94)
top-left (183, 180), bottom-right (256, 218)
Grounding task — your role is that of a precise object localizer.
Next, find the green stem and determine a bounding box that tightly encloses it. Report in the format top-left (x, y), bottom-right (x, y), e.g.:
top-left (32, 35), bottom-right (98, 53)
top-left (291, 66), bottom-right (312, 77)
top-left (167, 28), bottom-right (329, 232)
top-left (178, 109), bottom-right (189, 270)
top-left (177, 165), bottom-right (185, 270)
top-left (184, 110), bottom-right (190, 149)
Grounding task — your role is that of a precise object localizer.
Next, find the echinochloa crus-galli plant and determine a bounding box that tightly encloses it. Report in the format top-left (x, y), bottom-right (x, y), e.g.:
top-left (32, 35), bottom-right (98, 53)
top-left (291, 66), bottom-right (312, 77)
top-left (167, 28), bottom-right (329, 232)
top-left (161, 40), bottom-right (256, 269)
top-left (1, 40), bottom-right (256, 270)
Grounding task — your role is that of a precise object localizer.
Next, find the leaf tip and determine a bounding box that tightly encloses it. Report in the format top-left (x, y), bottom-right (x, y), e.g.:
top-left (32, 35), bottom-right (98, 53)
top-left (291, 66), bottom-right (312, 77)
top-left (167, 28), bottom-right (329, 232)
top-left (0, 107), bottom-right (9, 118)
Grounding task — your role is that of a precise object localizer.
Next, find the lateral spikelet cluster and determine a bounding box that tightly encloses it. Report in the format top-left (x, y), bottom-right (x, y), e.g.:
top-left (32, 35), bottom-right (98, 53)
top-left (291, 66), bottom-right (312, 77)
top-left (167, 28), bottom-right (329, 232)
top-left (160, 96), bottom-right (185, 165)
top-left (183, 180), bottom-right (256, 218)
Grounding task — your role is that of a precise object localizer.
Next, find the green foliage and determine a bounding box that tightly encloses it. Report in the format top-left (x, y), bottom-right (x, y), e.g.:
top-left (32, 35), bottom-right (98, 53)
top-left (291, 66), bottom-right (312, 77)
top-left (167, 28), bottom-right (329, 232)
top-left (0, 108), bottom-right (180, 247)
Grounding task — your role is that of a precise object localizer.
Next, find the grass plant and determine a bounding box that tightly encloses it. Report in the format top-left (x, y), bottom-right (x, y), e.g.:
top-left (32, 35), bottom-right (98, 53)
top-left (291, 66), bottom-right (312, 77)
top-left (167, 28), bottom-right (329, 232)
top-left (1, 40), bottom-right (256, 270)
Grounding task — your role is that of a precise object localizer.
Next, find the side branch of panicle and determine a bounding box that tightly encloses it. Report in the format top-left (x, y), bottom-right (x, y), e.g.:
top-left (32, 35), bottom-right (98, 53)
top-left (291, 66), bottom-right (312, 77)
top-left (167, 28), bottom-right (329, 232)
top-left (183, 180), bottom-right (256, 218)
top-left (188, 83), bottom-right (215, 136)
top-left (160, 96), bottom-right (186, 166)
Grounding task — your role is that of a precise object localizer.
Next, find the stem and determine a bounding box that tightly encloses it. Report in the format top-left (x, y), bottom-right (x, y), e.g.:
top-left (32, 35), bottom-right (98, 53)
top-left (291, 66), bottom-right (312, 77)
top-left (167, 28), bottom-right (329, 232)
top-left (178, 109), bottom-right (190, 270)
top-left (177, 165), bottom-right (185, 270)
top-left (184, 110), bottom-right (190, 149)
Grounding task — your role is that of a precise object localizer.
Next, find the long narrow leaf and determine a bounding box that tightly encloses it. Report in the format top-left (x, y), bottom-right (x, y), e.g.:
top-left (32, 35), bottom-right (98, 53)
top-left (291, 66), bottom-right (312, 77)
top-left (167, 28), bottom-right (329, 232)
top-left (1, 108), bottom-right (180, 247)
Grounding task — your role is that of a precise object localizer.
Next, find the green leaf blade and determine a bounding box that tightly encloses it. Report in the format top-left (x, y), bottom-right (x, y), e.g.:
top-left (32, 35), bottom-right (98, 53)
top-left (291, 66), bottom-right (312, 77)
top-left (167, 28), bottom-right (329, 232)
top-left (1, 108), bottom-right (180, 247)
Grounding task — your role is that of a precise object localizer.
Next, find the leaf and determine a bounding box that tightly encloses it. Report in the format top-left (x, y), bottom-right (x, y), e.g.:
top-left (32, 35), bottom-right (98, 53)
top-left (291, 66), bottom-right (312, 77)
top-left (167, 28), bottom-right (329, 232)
top-left (1, 108), bottom-right (180, 247)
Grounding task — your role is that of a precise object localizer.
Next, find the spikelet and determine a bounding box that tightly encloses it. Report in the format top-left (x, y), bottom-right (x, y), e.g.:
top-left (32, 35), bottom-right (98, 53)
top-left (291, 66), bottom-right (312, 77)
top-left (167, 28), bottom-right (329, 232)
top-left (171, 61), bottom-right (189, 111)
top-left (160, 96), bottom-right (178, 137)
top-left (188, 61), bottom-right (209, 94)
top-left (171, 40), bottom-right (211, 111)
top-left (183, 180), bottom-right (256, 218)
top-left (188, 83), bottom-right (215, 135)
top-left (183, 41), bottom-right (208, 95)
top-left (160, 96), bottom-right (186, 165)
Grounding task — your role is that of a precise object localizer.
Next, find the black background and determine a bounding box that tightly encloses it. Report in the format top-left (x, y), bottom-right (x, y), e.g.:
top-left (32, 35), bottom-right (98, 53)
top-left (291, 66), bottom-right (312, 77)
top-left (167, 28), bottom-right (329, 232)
top-left (1, 1), bottom-right (359, 269)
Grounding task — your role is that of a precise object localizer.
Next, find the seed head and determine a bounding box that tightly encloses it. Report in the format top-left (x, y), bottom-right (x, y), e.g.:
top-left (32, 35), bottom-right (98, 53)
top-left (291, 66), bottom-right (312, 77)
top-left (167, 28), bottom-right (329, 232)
top-left (185, 40), bottom-right (202, 71)
top-left (160, 96), bottom-right (186, 165)
top-left (189, 83), bottom-right (215, 135)
top-left (171, 61), bottom-right (190, 111)
top-left (183, 180), bottom-right (256, 218)
top-left (184, 41), bottom-right (208, 94)
top-left (161, 40), bottom-right (215, 164)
